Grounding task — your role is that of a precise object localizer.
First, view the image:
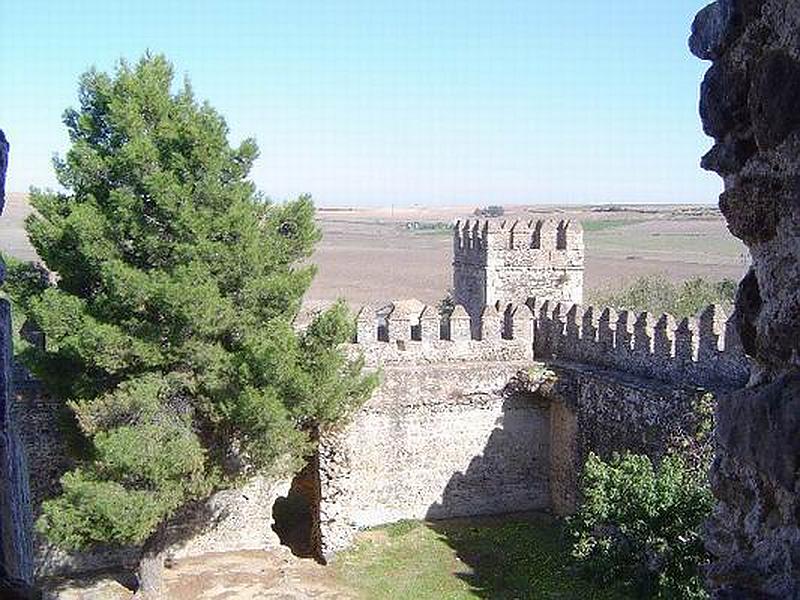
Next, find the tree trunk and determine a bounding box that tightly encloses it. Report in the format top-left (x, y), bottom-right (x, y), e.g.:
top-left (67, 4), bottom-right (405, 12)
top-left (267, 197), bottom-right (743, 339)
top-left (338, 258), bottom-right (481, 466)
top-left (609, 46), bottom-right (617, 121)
top-left (133, 526), bottom-right (167, 599)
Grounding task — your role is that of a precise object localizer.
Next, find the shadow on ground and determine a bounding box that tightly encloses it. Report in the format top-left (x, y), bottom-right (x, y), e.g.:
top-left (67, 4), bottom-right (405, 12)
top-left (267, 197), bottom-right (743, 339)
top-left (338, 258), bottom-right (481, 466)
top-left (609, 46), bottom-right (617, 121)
top-left (426, 514), bottom-right (631, 600)
top-left (418, 380), bottom-right (630, 599)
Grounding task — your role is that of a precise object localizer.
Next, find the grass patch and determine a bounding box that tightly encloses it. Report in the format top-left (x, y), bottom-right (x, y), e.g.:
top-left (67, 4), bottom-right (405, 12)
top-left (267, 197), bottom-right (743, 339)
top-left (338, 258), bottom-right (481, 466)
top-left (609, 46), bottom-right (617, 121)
top-left (581, 219), bottom-right (639, 232)
top-left (410, 228), bottom-right (453, 236)
top-left (332, 515), bottom-right (633, 599)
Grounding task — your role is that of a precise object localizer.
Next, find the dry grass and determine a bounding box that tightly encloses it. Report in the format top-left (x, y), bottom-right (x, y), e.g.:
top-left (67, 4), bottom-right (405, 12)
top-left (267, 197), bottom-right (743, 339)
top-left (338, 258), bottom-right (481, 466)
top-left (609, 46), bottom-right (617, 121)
top-left (0, 196), bottom-right (747, 308)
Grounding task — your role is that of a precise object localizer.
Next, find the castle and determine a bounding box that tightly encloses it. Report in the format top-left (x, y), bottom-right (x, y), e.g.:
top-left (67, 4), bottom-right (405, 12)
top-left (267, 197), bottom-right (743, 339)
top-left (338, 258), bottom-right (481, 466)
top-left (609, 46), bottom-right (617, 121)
top-left (452, 218), bottom-right (583, 329)
top-left (1, 216), bottom-right (749, 588)
top-left (4, 1), bottom-right (798, 591)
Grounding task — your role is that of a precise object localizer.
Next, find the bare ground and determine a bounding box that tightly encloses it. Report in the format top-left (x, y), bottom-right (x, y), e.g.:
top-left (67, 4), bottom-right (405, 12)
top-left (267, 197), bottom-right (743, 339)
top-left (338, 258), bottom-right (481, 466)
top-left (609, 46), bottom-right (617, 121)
top-left (1, 194), bottom-right (748, 308)
top-left (41, 548), bottom-right (355, 600)
top-left (163, 548), bottom-right (355, 600)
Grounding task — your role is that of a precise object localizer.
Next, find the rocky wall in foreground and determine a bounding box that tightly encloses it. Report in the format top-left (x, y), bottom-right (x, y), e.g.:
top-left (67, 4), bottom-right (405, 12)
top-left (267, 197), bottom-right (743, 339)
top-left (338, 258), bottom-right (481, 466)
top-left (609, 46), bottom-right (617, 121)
top-left (691, 1), bottom-right (800, 596)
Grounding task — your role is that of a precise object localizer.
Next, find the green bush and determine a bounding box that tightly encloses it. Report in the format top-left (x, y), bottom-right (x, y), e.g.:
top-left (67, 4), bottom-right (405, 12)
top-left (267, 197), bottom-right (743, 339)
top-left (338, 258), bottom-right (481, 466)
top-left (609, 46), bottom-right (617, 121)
top-left (590, 275), bottom-right (736, 319)
top-left (570, 452), bottom-right (713, 599)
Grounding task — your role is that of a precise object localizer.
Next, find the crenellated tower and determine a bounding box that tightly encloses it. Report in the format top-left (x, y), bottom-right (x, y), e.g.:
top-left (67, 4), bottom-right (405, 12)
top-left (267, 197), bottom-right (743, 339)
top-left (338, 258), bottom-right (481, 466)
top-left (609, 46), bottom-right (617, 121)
top-left (452, 218), bottom-right (584, 326)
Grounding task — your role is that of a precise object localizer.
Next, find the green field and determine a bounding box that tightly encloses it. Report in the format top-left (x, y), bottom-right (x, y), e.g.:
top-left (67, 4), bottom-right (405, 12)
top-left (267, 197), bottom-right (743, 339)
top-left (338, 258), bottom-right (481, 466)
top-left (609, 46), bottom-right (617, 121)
top-left (332, 515), bottom-right (633, 600)
top-left (580, 219), bottom-right (640, 232)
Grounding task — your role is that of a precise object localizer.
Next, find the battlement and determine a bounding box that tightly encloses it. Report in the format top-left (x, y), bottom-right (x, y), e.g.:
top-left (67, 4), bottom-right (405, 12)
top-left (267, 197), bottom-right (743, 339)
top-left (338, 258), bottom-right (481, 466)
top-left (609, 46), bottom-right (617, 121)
top-left (452, 217), bottom-right (585, 326)
top-left (529, 298), bottom-right (749, 390)
top-left (453, 218), bottom-right (584, 256)
top-left (349, 296), bottom-right (747, 390)
top-left (351, 300), bottom-right (534, 365)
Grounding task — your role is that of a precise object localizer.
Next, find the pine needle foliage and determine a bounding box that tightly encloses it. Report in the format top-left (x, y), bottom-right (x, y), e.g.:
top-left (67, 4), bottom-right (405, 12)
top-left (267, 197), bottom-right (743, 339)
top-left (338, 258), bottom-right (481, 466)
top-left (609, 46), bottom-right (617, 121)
top-left (7, 54), bottom-right (377, 550)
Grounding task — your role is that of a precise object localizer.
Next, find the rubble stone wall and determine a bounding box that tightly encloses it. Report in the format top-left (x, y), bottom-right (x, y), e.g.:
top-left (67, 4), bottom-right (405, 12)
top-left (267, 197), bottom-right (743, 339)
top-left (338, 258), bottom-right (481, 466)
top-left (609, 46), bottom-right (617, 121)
top-left (12, 365), bottom-right (291, 582)
top-left (318, 360), bottom-right (549, 556)
top-left (318, 303), bottom-right (715, 555)
top-left (530, 299), bottom-right (749, 391)
top-left (0, 308), bottom-right (34, 584)
top-left (691, 1), bottom-right (800, 596)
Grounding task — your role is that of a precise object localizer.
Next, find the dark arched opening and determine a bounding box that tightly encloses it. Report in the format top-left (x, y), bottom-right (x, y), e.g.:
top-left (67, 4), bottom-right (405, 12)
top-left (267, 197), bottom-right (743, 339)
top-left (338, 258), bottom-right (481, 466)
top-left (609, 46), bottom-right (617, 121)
top-left (271, 446), bottom-right (325, 564)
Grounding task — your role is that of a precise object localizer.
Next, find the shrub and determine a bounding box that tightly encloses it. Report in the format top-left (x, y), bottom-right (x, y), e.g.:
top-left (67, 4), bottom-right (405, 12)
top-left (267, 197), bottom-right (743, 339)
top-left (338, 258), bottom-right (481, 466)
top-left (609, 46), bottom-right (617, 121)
top-left (591, 274), bottom-right (737, 319)
top-left (570, 452), bottom-right (713, 599)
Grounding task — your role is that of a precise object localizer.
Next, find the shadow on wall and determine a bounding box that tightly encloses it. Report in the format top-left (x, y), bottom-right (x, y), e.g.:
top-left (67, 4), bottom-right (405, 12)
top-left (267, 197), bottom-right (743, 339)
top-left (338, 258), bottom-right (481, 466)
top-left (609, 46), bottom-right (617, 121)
top-left (425, 384), bottom-right (551, 522)
top-left (419, 383), bottom-right (627, 599)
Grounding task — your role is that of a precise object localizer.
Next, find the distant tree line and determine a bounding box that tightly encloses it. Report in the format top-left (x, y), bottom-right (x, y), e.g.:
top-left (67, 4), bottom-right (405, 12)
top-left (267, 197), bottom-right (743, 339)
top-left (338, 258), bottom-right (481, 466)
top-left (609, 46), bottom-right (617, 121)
top-left (590, 275), bottom-right (737, 319)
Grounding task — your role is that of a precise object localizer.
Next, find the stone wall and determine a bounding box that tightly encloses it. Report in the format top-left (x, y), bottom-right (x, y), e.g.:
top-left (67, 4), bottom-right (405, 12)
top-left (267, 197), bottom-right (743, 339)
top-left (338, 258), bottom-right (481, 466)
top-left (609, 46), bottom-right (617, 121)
top-left (453, 219), bottom-right (584, 327)
top-left (354, 298), bottom-right (535, 359)
top-left (0, 129), bottom-right (37, 590)
top-left (322, 301), bottom-right (545, 554)
top-left (530, 299), bottom-right (749, 391)
top-left (161, 476), bottom-right (291, 562)
top-left (542, 361), bottom-right (711, 514)
top-left (691, 1), bottom-right (800, 596)
top-left (355, 296), bottom-right (750, 393)
top-left (11, 365), bottom-right (292, 582)
top-left (9, 294), bottom-right (736, 582)
top-left (0, 129), bottom-right (7, 216)
top-left (318, 360), bottom-right (549, 556)
top-left (318, 299), bottom-right (711, 555)
top-left (0, 308), bottom-right (34, 585)
top-left (10, 365), bottom-right (139, 581)
top-left (318, 353), bottom-right (709, 556)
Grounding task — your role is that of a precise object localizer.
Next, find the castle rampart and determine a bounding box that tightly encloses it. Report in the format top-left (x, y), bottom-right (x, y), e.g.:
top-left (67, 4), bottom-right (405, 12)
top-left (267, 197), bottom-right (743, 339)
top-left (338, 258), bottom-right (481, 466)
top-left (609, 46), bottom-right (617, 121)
top-left (3, 215), bottom-right (751, 587)
top-left (315, 294), bottom-right (742, 554)
top-left (529, 298), bottom-right (749, 391)
top-left (352, 300), bottom-right (535, 365)
top-left (352, 295), bottom-right (747, 392)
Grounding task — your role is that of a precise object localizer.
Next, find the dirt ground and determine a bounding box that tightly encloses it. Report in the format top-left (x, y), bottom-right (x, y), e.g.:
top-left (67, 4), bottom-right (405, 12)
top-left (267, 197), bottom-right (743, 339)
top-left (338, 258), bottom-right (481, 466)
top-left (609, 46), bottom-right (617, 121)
top-left (163, 548), bottom-right (355, 600)
top-left (306, 203), bottom-right (748, 307)
top-left (41, 548), bottom-right (355, 600)
top-left (0, 194), bottom-right (748, 308)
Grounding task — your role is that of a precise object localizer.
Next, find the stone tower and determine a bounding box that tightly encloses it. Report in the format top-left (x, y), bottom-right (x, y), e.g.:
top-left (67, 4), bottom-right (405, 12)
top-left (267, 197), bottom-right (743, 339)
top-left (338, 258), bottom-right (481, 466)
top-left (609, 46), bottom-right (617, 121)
top-left (452, 218), bottom-right (584, 325)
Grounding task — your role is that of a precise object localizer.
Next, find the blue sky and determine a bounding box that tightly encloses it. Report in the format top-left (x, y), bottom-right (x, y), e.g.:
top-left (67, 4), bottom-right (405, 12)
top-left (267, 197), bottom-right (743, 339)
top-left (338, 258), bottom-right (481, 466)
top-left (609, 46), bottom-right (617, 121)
top-left (1, 0), bottom-right (719, 206)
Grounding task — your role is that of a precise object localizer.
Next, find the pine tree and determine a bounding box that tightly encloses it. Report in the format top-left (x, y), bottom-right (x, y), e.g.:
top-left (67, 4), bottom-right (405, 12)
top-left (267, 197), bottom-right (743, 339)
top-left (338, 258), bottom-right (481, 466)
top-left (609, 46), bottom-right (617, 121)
top-left (8, 54), bottom-right (376, 589)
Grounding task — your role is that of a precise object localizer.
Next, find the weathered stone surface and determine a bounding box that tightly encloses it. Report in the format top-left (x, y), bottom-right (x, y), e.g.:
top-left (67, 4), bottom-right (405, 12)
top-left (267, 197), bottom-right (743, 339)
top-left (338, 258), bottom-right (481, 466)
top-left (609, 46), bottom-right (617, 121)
top-left (41, 576), bottom-right (134, 600)
top-left (691, 2), bottom-right (733, 61)
top-left (12, 363), bottom-right (292, 582)
top-left (318, 360), bottom-right (549, 556)
top-left (0, 132), bottom-right (35, 594)
top-left (0, 129), bottom-right (8, 285)
top-left (693, 1), bottom-right (800, 596)
top-left (690, 0), bottom-right (771, 61)
top-left (701, 136), bottom-right (757, 175)
top-left (0, 129), bottom-right (7, 218)
top-left (749, 51), bottom-right (800, 150)
top-left (716, 374), bottom-right (800, 489)
top-left (452, 219), bottom-right (584, 328)
top-left (699, 62), bottom-right (751, 141)
top-left (707, 386), bottom-right (800, 597)
top-left (319, 354), bottom-right (706, 557)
